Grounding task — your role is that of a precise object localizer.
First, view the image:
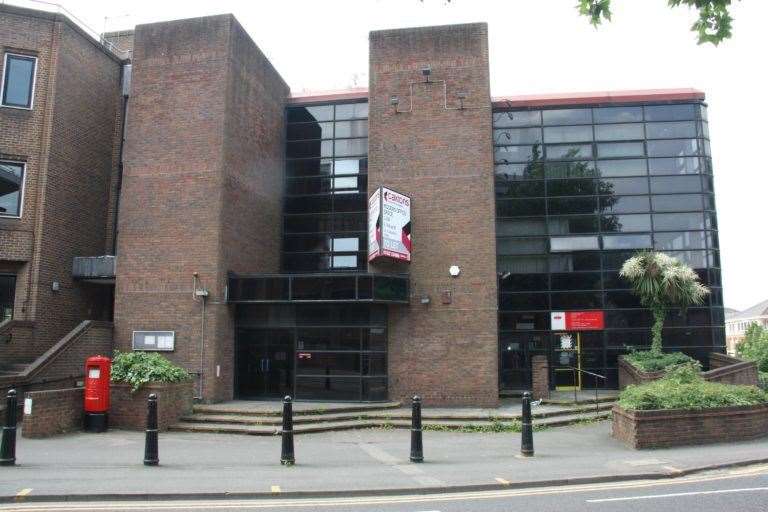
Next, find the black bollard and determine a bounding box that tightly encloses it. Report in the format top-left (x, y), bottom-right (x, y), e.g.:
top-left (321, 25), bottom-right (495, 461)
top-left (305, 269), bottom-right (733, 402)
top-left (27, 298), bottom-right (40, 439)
top-left (409, 395), bottom-right (423, 463)
top-left (0, 390), bottom-right (18, 466)
top-left (143, 393), bottom-right (159, 466)
top-left (280, 395), bottom-right (295, 466)
top-left (520, 391), bottom-right (534, 457)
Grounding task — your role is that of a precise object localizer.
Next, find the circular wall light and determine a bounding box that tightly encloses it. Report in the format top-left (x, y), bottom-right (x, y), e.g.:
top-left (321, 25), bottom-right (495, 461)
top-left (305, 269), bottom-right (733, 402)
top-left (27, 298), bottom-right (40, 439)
top-left (449, 265), bottom-right (460, 277)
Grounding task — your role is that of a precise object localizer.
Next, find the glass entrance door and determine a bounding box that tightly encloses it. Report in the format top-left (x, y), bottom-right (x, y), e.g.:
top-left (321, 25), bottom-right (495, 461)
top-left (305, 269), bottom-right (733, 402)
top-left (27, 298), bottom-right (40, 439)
top-left (553, 331), bottom-right (581, 390)
top-left (236, 329), bottom-right (294, 399)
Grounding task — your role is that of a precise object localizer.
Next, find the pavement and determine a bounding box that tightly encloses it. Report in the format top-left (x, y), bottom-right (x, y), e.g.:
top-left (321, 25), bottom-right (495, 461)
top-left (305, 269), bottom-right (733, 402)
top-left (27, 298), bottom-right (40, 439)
top-left (1, 421), bottom-right (768, 502)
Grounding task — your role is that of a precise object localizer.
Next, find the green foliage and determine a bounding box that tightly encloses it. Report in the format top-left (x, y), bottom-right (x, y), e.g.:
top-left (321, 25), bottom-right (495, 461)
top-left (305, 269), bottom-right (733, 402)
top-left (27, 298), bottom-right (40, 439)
top-left (620, 251), bottom-right (709, 353)
top-left (578, 0), bottom-right (738, 45)
top-left (737, 323), bottom-right (768, 374)
top-left (624, 349), bottom-right (698, 372)
top-left (618, 363), bottom-right (768, 411)
top-left (110, 350), bottom-right (190, 392)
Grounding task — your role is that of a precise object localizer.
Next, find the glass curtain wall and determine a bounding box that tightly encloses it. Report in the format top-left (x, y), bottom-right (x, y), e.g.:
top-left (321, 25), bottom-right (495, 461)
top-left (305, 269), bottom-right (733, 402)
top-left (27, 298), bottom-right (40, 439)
top-left (236, 304), bottom-right (388, 401)
top-left (493, 102), bottom-right (724, 389)
top-left (284, 102), bottom-right (369, 272)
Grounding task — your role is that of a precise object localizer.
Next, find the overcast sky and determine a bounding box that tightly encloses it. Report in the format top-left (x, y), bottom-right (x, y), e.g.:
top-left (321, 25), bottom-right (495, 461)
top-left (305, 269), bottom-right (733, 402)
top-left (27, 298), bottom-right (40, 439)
top-left (29, 0), bottom-right (766, 310)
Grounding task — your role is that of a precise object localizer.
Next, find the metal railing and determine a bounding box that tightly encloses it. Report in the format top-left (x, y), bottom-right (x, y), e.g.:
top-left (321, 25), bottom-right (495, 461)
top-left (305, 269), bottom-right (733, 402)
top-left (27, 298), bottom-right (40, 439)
top-left (0, 0), bottom-right (131, 59)
top-left (562, 366), bottom-right (607, 415)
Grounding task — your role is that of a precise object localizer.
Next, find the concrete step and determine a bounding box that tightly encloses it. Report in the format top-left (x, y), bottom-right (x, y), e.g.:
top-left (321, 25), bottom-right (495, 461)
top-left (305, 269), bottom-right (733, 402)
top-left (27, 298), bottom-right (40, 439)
top-left (542, 395), bottom-right (618, 406)
top-left (170, 408), bottom-right (613, 435)
top-left (191, 401), bottom-right (402, 417)
top-left (178, 403), bottom-right (616, 427)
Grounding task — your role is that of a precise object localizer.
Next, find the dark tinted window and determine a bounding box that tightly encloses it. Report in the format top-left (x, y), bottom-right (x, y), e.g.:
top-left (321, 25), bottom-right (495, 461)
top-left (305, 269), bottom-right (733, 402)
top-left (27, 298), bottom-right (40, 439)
top-left (644, 104), bottom-right (696, 122)
top-left (2, 54), bottom-right (36, 108)
top-left (593, 106), bottom-right (643, 123)
top-left (542, 108), bottom-right (591, 125)
top-left (287, 105), bottom-right (333, 123)
top-left (0, 162), bottom-right (24, 217)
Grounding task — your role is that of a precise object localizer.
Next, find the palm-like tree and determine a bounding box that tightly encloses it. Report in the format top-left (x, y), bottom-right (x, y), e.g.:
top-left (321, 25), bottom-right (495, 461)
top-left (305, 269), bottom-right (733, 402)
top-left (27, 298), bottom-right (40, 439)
top-left (620, 251), bottom-right (710, 354)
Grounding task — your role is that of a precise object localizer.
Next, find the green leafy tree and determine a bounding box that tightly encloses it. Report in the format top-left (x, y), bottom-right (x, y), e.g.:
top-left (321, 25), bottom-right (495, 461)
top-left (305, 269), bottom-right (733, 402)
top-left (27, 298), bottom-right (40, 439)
top-left (737, 323), bottom-right (768, 373)
top-left (620, 251), bottom-right (710, 354)
top-left (578, 0), bottom-right (739, 45)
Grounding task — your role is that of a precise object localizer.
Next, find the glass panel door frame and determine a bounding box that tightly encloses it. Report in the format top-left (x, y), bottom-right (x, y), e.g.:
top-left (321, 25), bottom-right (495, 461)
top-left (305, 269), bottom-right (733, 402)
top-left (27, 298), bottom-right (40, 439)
top-left (552, 331), bottom-right (582, 391)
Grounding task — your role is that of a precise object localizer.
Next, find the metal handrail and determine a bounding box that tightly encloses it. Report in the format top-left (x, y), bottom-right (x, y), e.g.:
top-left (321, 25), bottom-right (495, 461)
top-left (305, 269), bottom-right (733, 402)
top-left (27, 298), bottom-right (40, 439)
top-left (563, 366), bottom-right (606, 380)
top-left (561, 366), bottom-right (607, 414)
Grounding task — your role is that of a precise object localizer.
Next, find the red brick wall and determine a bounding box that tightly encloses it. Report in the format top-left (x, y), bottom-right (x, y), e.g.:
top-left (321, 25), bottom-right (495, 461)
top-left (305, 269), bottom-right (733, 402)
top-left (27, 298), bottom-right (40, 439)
top-left (21, 387), bottom-right (83, 438)
top-left (0, 320), bottom-right (112, 396)
top-left (368, 24), bottom-right (498, 406)
top-left (705, 353), bottom-right (759, 386)
top-left (110, 380), bottom-right (193, 431)
top-left (619, 354), bottom-right (759, 389)
top-left (0, 320), bottom-right (35, 364)
top-left (531, 355), bottom-right (550, 400)
top-left (612, 404), bottom-right (768, 449)
top-left (114, 15), bottom-right (287, 402)
top-left (0, 4), bottom-right (122, 363)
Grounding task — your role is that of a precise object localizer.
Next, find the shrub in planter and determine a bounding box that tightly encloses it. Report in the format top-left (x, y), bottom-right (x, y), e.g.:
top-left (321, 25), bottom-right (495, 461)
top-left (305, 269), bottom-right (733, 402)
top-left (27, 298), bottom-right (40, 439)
top-left (618, 364), bottom-right (768, 411)
top-left (111, 350), bottom-right (190, 392)
top-left (623, 349), bottom-right (698, 373)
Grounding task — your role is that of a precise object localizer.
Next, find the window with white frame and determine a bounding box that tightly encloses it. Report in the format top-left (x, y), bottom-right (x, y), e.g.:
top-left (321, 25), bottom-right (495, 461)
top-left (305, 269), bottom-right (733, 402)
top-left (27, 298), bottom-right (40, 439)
top-left (0, 161), bottom-right (25, 217)
top-left (1, 53), bottom-right (37, 109)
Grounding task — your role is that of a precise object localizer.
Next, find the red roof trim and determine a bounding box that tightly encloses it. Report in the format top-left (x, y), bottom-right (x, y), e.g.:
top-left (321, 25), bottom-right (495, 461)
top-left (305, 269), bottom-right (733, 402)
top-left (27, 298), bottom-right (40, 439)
top-left (286, 87), bottom-right (705, 107)
top-left (288, 88), bottom-right (369, 104)
top-left (492, 88), bottom-right (705, 109)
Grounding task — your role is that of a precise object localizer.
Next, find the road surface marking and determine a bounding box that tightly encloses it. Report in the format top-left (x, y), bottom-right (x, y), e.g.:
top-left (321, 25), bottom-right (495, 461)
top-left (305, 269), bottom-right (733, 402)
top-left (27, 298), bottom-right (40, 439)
top-left (587, 486), bottom-right (768, 503)
top-left (270, 486), bottom-right (281, 493)
top-left (495, 477), bottom-right (511, 485)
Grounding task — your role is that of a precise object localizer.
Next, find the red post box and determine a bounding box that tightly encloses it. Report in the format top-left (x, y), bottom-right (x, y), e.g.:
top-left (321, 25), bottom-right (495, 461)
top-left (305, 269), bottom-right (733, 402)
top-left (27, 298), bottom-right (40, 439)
top-left (84, 355), bottom-right (111, 432)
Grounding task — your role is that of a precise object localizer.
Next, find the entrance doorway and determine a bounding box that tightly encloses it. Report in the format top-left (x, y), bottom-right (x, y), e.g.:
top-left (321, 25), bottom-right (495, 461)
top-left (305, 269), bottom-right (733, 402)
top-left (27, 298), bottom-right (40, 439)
top-left (553, 331), bottom-right (581, 390)
top-left (236, 329), bottom-right (294, 399)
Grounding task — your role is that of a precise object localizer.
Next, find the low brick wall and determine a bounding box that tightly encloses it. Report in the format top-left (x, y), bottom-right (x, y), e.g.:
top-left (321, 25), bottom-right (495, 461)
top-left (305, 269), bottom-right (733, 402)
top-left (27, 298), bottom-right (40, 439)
top-left (706, 353), bottom-right (759, 386)
top-left (618, 353), bottom-right (759, 389)
top-left (612, 403), bottom-right (768, 449)
top-left (22, 388), bottom-right (84, 438)
top-left (618, 356), bottom-right (664, 390)
top-left (110, 380), bottom-right (194, 431)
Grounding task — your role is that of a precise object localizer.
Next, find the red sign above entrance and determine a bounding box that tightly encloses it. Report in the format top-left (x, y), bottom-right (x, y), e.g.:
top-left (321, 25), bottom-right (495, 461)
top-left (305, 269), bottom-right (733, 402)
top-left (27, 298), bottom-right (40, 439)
top-left (551, 311), bottom-right (604, 331)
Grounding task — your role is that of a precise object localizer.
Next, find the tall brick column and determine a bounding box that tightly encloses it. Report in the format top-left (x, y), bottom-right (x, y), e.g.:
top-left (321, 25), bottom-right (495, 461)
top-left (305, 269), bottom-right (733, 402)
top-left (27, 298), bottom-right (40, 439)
top-left (114, 15), bottom-right (288, 402)
top-left (531, 355), bottom-right (550, 400)
top-left (368, 24), bottom-right (498, 406)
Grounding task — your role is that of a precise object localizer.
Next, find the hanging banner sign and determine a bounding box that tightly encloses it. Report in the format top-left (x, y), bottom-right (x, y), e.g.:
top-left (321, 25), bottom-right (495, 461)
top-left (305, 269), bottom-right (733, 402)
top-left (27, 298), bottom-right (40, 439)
top-left (551, 311), bottom-right (604, 331)
top-left (368, 187), bottom-right (412, 262)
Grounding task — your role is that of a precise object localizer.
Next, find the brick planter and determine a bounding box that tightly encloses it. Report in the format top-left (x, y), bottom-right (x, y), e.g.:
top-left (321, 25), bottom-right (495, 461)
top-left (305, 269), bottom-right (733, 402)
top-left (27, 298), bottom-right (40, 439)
top-left (110, 380), bottom-right (193, 431)
top-left (619, 354), bottom-right (759, 390)
top-left (612, 403), bottom-right (768, 449)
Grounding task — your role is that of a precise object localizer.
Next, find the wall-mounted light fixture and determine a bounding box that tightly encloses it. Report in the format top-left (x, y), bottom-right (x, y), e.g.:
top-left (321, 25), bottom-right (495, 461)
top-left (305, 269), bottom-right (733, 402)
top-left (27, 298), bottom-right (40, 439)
top-left (390, 95), bottom-right (400, 114)
top-left (421, 65), bottom-right (431, 83)
top-left (449, 265), bottom-right (460, 277)
top-left (420, 295), bottom-right (431, 305)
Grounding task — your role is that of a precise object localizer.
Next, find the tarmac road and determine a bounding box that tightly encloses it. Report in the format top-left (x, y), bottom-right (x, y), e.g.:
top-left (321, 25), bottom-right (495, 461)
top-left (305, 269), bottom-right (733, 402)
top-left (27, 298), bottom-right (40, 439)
top-left (1, 464), bottom-right (767, 512)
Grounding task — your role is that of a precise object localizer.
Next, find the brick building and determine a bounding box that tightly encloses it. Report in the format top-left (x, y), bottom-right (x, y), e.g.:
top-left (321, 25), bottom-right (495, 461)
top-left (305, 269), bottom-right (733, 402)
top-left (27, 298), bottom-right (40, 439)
top-left (0, 4), bottom-right (725, 404)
